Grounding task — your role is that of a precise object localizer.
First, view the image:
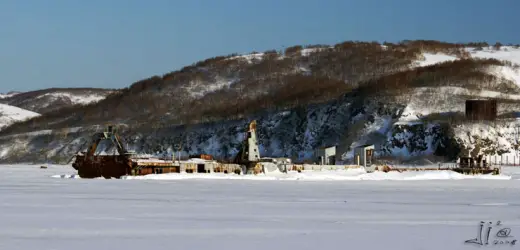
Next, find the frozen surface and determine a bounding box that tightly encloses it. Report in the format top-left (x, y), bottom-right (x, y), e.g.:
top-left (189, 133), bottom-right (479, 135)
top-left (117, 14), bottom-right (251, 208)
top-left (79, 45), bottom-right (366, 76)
top-left (2, 164), bottom-right (520, 250)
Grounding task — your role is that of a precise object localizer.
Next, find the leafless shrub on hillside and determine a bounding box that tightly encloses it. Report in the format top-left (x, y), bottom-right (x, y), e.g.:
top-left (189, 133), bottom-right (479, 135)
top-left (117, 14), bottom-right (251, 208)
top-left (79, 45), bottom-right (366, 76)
top-left (494, 42), bottom-right (503, 50)
top-left (284, 45), bottom-right (303, 55)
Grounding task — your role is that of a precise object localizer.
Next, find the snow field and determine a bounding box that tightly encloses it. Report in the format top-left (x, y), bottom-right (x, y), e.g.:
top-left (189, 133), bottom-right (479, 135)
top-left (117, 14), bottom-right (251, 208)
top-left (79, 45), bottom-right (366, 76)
top-left (2, 164), bottom-right (520, 250)
top-left (50, 167), bottom-right (511, 181)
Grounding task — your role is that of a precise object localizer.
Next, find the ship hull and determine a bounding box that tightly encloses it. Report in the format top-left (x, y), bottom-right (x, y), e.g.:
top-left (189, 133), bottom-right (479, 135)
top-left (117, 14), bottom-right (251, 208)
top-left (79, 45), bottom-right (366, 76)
top-left (72, 155), bottom-right (132, 179)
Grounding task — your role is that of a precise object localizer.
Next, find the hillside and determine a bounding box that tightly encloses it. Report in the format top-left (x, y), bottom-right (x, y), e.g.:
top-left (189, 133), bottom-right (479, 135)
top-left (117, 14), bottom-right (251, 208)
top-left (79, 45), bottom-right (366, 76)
top-left (0, 104), bottom-right (40, 132)
top-left (0, 40), bottom-right (479, 133)
top-left (0, 40), bottom-right (520, 164)
top-left (0, 88), bottom-right (116, 114)
top-left (0, 92), bottom-right (22, 99)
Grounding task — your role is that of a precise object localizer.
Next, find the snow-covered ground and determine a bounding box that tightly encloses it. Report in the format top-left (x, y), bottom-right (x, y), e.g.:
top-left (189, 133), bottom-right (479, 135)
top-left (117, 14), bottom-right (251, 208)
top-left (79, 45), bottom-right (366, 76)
top-left (227, 53), bottom-right (264, 63)
top-left (487, 65), bottom-right (520, 88)
top-left (396, 86), bottom-right (520, 125)
top-left (2, 164), bottom-right (520, 250)
top-left (187, 77), bottom-right (238, 99)
top-left (0, 92), bottom-right (20, 99)
top-left (468, 46), bottom-right (520, 65)
top-left (36, 92), bottom-right (108, 107)
top-left (0, 103), bottom-right (40, 131)
top-left (413, 46), bottom-right (520, 86)
top-left (416, 52), bottom-right (458, 67)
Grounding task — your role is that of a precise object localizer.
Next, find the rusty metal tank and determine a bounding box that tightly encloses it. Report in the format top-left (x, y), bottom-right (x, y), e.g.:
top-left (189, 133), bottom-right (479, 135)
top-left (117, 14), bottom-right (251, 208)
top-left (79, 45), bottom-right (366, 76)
top-left (465, 99), bottom-right (497, 121)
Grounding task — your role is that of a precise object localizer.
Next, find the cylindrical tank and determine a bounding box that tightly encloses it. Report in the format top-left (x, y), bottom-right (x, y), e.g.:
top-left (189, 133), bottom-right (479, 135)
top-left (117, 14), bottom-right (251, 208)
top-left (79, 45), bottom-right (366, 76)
top-left (465, 99), bottom-right (497, 121)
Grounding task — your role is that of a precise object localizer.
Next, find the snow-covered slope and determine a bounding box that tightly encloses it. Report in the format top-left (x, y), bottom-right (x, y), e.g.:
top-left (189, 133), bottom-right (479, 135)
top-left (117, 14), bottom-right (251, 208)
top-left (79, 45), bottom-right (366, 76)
top-left (35, 92), bottom-right (107, 107)
top-left (2, 43), bottom-right (520, 164)
top-left (402, 46), bottom-right (520, 124)
top-left (414, 53), bottom-right (458, 67)
top-left (468, 46), bottom-right (520, 65)
top-left (348, 47), bottom-right (520, 162)
top-left (0, 92), bottom-right (20, 99)
top-left (186, 77), bottom-right (238, 99)
top-left (0, 104), bottom-right (40, 131)
top-left (1, 88), bottom-right (114, 114)
top-left (470, 46), bottom-right (520, 87)
top-left (413, 46), bottom-right (520, 84)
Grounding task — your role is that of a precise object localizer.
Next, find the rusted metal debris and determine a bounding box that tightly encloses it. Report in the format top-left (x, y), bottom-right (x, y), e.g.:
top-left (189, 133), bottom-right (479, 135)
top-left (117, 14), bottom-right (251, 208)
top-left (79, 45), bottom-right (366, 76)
top-left (72, 122), bottom-right (502, 179)
top-left (375, 164), bottom-right (500, 175)
top-left (71, 125), bottom-right (245, 178)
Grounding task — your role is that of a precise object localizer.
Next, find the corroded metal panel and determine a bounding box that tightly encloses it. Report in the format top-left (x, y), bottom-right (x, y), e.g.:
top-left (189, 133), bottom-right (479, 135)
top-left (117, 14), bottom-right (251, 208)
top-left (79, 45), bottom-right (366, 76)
top-left (72, 155), bottom-right (132, 179)
top-left (465, 99), bottom-right (497, 121)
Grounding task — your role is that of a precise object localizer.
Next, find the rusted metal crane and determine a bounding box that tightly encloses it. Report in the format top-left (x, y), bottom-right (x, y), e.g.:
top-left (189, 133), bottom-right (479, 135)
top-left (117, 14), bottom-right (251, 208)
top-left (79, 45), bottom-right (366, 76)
top-left (72, 125), bottom-right (135, 178)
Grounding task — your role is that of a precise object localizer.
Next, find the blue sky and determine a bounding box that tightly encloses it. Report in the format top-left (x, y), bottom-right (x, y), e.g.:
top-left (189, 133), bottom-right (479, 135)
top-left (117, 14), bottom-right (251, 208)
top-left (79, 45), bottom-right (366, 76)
top-left (0, 0), bottom-right (518, 93)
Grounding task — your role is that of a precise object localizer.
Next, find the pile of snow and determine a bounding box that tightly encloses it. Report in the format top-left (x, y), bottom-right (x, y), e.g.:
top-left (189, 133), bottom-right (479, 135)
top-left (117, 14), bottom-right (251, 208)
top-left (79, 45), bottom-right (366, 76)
top-left (0, 103), bottom-right (40, 131)
top-left (51, 174), bottom-right (81, 179)
top-left (115, 168), bottom-right (510, 181)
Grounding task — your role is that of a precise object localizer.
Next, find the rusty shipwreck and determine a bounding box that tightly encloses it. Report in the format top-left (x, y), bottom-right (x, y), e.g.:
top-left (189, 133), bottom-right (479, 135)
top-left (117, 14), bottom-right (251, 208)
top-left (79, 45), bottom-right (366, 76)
top-left (72, 121), bottom-right (501, 179)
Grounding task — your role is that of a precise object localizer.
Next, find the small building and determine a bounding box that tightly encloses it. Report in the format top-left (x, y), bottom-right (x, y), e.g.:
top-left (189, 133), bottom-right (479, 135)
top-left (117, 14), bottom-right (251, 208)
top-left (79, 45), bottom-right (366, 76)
top-left (315, 146), bottom-right (336, 165)
top-left (353, 144), bottom-right (375, 168)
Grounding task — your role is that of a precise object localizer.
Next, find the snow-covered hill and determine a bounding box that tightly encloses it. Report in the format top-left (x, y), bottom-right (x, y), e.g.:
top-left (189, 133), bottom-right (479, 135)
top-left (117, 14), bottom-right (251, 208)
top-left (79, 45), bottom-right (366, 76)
top-left (33, 91), bottom-right (108, 108)
top-left (0, 88), bottom-right (115, 114)
top-left (1, 42), bottom-right (520, 164)
top-left (0, 92), bottom-right (21, 99)
top-left (374, 47), bottom-right (520, 162)
top-left (0, 104), bottom-right (40, 131)
top-left (468, 46), bottom-right (520, 65)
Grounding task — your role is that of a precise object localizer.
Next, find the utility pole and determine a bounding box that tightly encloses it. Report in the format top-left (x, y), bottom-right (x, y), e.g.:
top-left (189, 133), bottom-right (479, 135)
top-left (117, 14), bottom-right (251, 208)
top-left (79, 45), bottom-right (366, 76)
top-left (175, 143), bottom-right (182, 162)
top-left (172, 146), bottom-right (175, 163)
top-left (513, 125), bottom-right (520, 165)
